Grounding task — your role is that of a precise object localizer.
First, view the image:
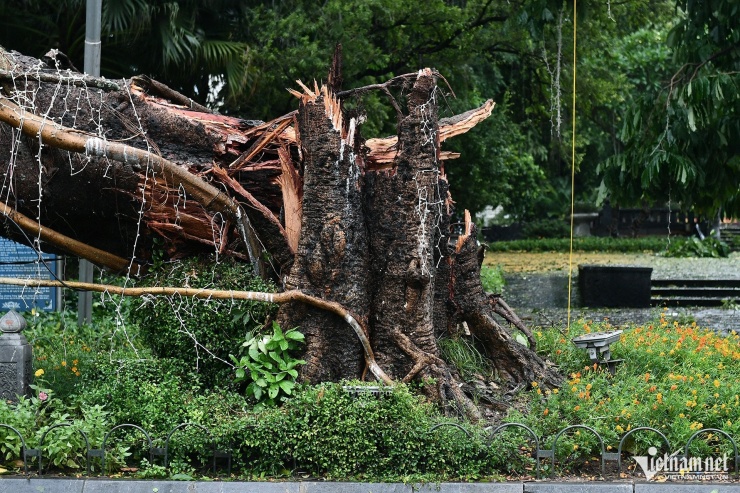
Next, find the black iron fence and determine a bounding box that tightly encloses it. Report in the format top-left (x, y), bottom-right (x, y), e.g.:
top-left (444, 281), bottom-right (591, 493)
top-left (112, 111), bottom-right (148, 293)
top-left (1, 420), bottom-right (738, 479)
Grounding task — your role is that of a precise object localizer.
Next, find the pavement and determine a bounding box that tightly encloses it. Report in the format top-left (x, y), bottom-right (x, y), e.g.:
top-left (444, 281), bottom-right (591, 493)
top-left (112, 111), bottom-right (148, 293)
top-left (1, 479), bottom-right (739, 493)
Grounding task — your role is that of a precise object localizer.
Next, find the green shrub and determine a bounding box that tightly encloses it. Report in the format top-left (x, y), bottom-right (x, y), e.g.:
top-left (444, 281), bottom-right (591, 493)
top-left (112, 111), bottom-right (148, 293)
top-left (487, 236), bottom-right (669, 253)
top-left (74, 355), bottom-right (251, 473)
top-left (480, 264), bottom-right (505, 293)
top-left (661, 236), bottom-right (730, 258)
top-left (130, 255), bottom-right (278, 387)
top-left (522, 219), bottom-right (569, 239)
top-left (26, 305), bottom-right (148, 400)
top-left (242, 382), bottom-right (520, 481)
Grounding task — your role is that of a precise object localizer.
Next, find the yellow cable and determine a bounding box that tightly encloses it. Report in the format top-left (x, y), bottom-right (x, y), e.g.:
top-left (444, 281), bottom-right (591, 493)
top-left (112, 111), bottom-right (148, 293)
top-left (566, 0), bottom-right (577, 331)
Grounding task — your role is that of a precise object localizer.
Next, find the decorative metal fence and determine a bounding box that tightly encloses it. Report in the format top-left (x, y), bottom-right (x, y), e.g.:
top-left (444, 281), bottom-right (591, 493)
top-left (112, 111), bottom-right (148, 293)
top-left (1, 420), bottom-right (737, 479)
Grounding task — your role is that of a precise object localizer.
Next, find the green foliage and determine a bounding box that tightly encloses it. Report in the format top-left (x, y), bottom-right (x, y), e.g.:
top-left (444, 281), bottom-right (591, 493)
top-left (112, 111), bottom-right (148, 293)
top-left (480, 264), bottom-right (506, 293)
top-left (599, 0), bottom-right (740, 218)
top-left (487, 236), bottom-right (670, 253)
top-left (525, 315), bottom-right (740, 467)
top-left (230, 322), bottom-right (305, 408)
top-left (0, 0), bottom-right (252, 104)
top-left (242, 382), bottom-right (518, 481)
top-left (438, 337), bottom-right (493, 382)
top-left (661, 235), bottom-right (731, 258)
top-left (130, 255), bottom-right (277, 387)
top-left (522, 219), bottom-right (570, 239)
top-left (75, 356), bottom-right (251, 473)
top-left (26, 307), bottom-right (145, 400)
top-left (0, 386), bottom-right (119, 472)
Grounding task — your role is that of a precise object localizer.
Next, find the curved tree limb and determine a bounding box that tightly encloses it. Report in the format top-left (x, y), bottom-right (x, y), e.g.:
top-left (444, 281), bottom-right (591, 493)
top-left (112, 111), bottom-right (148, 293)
top-left (0, 276), bottom-right (392, 385)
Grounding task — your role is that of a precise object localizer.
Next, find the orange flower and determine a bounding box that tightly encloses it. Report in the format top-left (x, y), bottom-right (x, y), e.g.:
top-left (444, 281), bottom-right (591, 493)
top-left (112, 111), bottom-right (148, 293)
top-left (543, 408), bottom-right (549, 416)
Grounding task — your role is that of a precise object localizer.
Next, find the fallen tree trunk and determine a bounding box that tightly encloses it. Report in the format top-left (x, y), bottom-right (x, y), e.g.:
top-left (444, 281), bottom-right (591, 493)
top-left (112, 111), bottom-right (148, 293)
top-left (0, 47), bottom-right (562, 418)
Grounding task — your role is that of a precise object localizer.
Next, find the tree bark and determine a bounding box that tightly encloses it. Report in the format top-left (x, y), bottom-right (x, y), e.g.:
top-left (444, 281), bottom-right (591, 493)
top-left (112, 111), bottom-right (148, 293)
top-left (0, 47), bottom-right (563, 419)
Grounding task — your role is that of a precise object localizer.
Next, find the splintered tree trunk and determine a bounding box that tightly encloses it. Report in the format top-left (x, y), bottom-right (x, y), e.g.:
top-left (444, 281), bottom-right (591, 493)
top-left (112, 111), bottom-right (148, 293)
top-left (0, 47), bottom-right (563, 419)
top-left (278, 87), bottom-right (368, 381)
top-left (279, 70), bottom-right (561, 416)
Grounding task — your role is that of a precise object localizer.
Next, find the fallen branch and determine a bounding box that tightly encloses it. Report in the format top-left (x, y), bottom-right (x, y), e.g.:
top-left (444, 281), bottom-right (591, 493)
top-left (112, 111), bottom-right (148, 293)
top-left (0, 276), bottom-right (392, 385)
top-left (131, 75), bottom-right (211, 113)
top-left (0, 97), bottom-right (261, 274)
top-left (0, 200), bottom-right (136, 274)
top-left (0, 68), bottom-right (121, 91)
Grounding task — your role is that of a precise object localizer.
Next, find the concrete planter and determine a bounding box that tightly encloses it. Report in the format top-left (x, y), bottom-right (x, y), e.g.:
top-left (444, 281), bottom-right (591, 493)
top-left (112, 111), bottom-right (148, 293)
top-left (578, 265), bottom-right (653, 308)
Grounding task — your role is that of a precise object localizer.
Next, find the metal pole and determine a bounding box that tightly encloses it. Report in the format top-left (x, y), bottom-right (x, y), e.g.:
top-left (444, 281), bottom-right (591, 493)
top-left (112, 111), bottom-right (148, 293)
top-left (79, 0), bottom-right (102, 325)
top-left (83, 0), bottom-right (102, 77)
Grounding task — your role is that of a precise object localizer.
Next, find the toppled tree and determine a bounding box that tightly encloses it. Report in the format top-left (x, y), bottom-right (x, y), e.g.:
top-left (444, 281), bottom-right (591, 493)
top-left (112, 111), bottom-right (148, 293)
top-left (0, 47), bottom-right (561, 418)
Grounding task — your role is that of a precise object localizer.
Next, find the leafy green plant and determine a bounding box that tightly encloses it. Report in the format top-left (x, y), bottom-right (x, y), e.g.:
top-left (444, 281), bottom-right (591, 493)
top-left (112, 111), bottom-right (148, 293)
top-left (0, 386), bottom-right (117, 472)
top-left (480, 264), bottom-right (505, 293)
top-left (661, 235), bottom-right (730, 258)
top-left (231, 322), bottom-right (305, 408)
top-left (130, 255), bottom-right (278, 387)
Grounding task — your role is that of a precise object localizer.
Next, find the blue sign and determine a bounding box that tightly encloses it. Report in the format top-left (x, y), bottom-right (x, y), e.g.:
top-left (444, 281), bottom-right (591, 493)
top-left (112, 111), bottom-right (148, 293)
top-left (0, 238), bottom-right (58, 312)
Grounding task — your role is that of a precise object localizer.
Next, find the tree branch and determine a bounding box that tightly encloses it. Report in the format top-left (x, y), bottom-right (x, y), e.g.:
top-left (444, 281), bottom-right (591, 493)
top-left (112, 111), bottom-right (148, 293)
top-left (0, 97), bottom-right (263, 274)
top-left (0, 276), bottom-right (393, 385)
top-left (0, 69), bottom-right (121, 91)
top-left (0, 200), bottom-right (136, 274)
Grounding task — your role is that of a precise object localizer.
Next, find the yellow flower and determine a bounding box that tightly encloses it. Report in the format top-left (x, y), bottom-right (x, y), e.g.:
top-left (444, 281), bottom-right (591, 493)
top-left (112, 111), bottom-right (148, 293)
top-left (714, 379), bottom-right (721, 388)
top-left (73, 359), bottom-right (79, 366)
top-left (71, 366), bottom-right (78, 373)
top-left (61, 360), bottom-right (67, 367)
top-left (34, 369), bottom-right (44, 377)
top-left (531, 381), bottom-right (538, 388)
top-left (552, 388), bottom-right (559, 394)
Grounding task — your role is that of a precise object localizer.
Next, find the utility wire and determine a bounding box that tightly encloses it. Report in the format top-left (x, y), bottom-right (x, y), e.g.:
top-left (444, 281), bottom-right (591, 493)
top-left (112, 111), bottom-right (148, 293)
top-left (566, 0), bottom-right (578, 331)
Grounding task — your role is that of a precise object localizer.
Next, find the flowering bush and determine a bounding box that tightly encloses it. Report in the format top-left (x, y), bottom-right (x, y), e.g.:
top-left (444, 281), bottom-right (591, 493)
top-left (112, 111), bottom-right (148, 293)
top-left (522, 310), bottom-right (740, 469)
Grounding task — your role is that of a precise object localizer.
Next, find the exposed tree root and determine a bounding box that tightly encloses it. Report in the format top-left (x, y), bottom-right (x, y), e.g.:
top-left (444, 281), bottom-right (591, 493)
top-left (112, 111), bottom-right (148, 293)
top-left (451, 217), bottom-right (563, 389)
top-left (392, 328), bottom-right (481, 421)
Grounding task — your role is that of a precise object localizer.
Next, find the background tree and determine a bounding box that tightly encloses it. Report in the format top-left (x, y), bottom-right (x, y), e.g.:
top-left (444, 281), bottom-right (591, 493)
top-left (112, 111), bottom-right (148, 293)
top-left (599, 0), bottom-right (740, 220)
top-left (4, 0), bottom-right (680, 221)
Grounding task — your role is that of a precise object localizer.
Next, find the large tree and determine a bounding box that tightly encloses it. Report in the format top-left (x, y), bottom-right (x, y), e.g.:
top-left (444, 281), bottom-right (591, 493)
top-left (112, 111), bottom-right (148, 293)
top-left (0, 47), bottom-right (561, 417)
top-left (599, 0), bottom-right (740, 218)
